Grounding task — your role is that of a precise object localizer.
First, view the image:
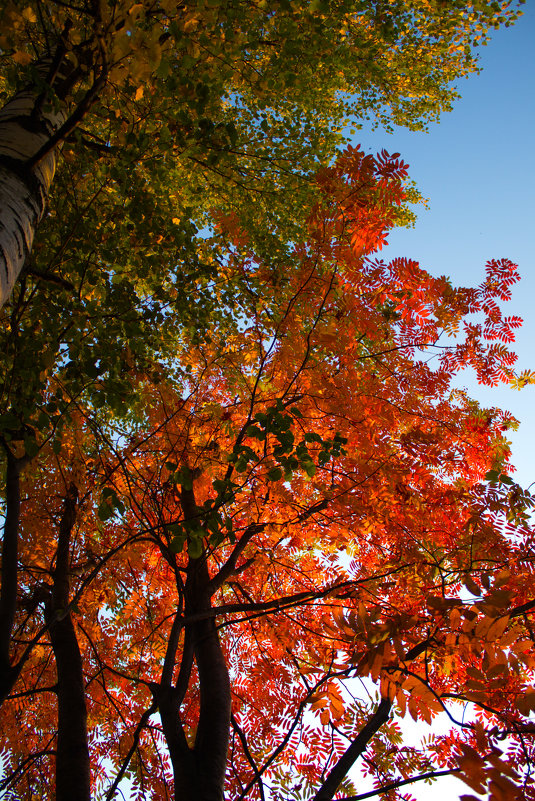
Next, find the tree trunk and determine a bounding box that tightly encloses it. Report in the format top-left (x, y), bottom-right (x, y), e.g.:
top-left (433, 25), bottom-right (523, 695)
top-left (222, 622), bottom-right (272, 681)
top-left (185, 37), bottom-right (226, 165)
top-left (158, 557), bottom-right (231, 801)
top-left (158, 482), bottom-right (232, 801)
top-left (187, 559), bottom-right (232, 801)
top-left (0, 79), bottom-right (65, 308)
top-left (0, 450), bottom-right (21, 701)
top-left (46, 484), bottom-right (91, 801)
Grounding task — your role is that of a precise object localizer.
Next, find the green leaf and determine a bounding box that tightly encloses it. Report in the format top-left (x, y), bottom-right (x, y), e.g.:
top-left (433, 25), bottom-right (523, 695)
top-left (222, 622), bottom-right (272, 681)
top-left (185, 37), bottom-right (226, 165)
top-left (188, 537), bottom-right (203, 559)
top-left (170, 533), bottom-right (186, 553)
top-left (303, 461), bottom-right (316, 477)
top-left (209, 529), bottom-right (225, 547)
top-left (24, 436), bottom-right (39, 458)
top-left (37, 411), bottom-right (49, 428)
top-left (0, 412), bottom-right (19, 431)
top-left (97, 502), bottom-right (113, 522)
top-left (246, 425), bottom-right (266, 440)
top-left (165, 522), bottom-right (181, 536)
top-left (176, 467), bottom-right (193, 491)
top-left (499, 474), bottom-right (514, 485)
top-left (485, 470), bottom-right (499, 482)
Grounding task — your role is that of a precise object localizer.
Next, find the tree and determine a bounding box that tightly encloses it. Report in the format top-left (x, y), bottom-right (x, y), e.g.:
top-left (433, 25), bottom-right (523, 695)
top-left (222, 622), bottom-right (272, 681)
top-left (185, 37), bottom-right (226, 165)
top-left (0, 0), bottom-right (525, 306)
top-left (1, 146), bottom-right (534, 801)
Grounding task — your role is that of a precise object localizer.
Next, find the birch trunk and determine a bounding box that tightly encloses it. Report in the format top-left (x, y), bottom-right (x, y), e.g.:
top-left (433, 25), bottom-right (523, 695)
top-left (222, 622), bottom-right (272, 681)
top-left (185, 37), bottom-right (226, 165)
top-left (0, 86), bottom-right (65, 308)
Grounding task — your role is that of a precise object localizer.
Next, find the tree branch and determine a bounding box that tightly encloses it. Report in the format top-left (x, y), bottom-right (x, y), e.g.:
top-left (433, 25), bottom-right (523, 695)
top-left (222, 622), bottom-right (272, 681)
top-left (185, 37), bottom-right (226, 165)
top-left (311, 641), bottom-right (431, 801)
top-left (105, 701), bottom-right (158, 801)
top-left (312, 698), bottom-right (393, 801)
top-left (231, 712), bottom-right (266, 801)
top-left (335, 768), bottom-right (461, 800)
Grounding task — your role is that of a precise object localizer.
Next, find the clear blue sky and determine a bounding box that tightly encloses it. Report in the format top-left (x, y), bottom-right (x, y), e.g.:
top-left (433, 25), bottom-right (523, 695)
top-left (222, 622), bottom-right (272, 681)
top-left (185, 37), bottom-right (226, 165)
top-left (350, 6), bottom-right (535, 799)
top-left (354, 2), bottom-right (535, 491)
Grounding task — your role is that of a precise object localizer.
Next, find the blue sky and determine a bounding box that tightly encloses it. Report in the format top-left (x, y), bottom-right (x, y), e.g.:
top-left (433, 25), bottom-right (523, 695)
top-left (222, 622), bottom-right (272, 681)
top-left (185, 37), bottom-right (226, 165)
top-left (349, 6), bottom-right (535, 799)
top-left (354, 2), bottom-right (535, 491)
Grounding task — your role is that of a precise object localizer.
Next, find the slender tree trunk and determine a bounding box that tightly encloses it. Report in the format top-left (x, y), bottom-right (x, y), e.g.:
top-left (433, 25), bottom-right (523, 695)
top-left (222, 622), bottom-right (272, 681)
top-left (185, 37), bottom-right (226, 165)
top-left (46, 484), bottom-right (91, 801)
top-left (158, 610), bottom-right (197, 796)
top-left (0, 79), bottom-right (65, 308)
top-left (0, 450), bottom-right (21, 701)
top-left (310, 644), bottom-right (427, 801)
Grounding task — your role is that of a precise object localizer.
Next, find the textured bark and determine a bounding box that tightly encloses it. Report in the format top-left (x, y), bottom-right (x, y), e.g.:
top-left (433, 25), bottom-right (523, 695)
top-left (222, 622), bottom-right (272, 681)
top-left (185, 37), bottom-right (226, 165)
top-left (159, 681), bottom-right (197, 798)
top-left (46, 484), bottom-right (91, 801)
top-left (161, 568), bottom-right (232, 801)
top-left (0, 84), bottom-right (65, 308)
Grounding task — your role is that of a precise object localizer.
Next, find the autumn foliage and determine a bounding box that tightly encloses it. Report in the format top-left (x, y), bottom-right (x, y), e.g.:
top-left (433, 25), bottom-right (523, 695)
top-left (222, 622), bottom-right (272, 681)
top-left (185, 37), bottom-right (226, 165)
top-left (1, 146), bottom-right (535, 801)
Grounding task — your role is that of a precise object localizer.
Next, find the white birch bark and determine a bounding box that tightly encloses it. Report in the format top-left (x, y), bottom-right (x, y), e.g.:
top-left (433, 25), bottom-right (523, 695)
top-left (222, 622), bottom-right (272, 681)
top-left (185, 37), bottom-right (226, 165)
top-left (0, 88), bottom-right (65, 308)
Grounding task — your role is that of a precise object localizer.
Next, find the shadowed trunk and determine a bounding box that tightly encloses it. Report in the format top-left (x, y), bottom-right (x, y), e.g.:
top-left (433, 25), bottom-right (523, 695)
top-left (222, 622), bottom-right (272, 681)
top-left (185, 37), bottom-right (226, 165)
top-left (186, 555), bottom-right (232, 800)
top-left (46, 483), bottom-right (91, 801)
top-left (0, 450), bottom-right (21, 702)
top-left (158, 481), bottom-right (232, 801)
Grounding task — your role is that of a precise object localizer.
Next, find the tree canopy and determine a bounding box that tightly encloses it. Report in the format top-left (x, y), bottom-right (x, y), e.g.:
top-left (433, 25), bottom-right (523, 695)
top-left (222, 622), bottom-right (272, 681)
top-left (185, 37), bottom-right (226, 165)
top-left (1, 145), bottom-right (535, 801)
top-left (0, 2), bottom-right (533, 800)
top-left (0, 0), bottom-right (525, 305)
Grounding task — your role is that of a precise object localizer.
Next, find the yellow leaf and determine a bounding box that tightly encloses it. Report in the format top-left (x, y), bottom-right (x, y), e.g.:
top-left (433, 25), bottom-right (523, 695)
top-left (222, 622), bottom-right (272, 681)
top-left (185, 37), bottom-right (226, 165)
top-left (420, 702), bottom-right (432, 725)
top-left (148, 40), bottom-right (162, 69)
top-left (135, 86), bottom-right (144, 101)
top-left (329, 693), bottom-right (345, 720)
top-left (450, 607), bottom-right (462, 629)
top-left (370, 650), bottom-right (383, 682)
top-left (22, 6), bottom-right (37, 22)
top-left (309, 693), bottom-right (328, 711)
top-left (486, 615), bottom-right (510, 642)
top-left (183, 14), bottom-right (200, 33)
